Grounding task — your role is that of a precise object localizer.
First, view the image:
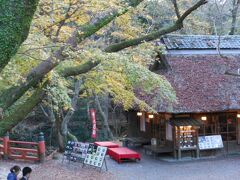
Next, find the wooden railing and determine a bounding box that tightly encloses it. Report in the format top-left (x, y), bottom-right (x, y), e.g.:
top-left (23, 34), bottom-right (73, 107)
top-left (0, 137), bottom-right (3, 156)
top-left (0, 132), bottom-right (45, 162)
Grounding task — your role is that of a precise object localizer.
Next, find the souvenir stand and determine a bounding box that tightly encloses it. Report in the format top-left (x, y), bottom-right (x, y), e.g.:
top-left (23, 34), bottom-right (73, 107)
top-left (170, 117), bottom-right (203, 159)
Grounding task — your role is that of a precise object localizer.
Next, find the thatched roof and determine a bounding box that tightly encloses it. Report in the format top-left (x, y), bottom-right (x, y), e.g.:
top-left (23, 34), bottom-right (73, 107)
top-left (156, 55), bottom-right (240, 113)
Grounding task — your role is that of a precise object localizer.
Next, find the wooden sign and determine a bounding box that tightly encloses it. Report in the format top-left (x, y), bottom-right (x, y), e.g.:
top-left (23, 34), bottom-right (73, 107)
top-left (198, 135), bottom-right (224, 150)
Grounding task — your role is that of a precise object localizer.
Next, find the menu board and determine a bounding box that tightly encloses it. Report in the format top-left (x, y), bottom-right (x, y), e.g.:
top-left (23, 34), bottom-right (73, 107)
top-left (63, 141), bottom-right (74, 160)
top-left (84, 144), bottom-right (107, 168)
top-left (63, 141), bottom-right (89, 162)
top-left (198, 135), bottom-right (224, 150)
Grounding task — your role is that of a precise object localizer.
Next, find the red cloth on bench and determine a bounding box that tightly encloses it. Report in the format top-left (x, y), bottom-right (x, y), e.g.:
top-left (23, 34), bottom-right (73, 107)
top-left (108, 147), bottom-right (141, 163)
top-left (94, 141), bottom-right (119, 148)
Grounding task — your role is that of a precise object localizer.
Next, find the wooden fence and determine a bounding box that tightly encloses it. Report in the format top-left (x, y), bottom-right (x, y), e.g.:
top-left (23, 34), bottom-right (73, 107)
top-left (0, 132), bottom-right (45, 162)
top-left (0, 137), bottom-right (3, 156)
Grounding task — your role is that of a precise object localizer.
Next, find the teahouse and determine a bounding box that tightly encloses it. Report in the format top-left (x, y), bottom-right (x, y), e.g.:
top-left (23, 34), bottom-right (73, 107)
top-left (127, 35), bottom-right (240, 159)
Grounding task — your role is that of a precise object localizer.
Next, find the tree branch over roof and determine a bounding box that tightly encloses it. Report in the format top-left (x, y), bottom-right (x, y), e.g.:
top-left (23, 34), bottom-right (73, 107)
top-left (171, 0), bottom-right (181, 19)
top-left (53, 0), bottom-right (208, 77)
top-left (105, 0), bottom-right (208, 52)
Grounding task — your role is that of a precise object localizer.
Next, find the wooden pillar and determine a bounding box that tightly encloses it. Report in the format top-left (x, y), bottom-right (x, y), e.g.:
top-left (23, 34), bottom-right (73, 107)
top-left (38, 132), bottom-right (46, 163)
top-left (196, 128), bottom-right (200, 158)
top-left (177, 127), bottom-right (181, 160)
top-left (3, 132), bottom-right (9, 160)
top-left (237, 117), bottom-right (240, 144)
top-left (173, 126), bottom-right (176, 158)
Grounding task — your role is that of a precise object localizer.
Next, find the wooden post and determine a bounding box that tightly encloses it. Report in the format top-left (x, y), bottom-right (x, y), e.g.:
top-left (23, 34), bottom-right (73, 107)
top-left (173, 126), bottom-right (177, 159)
top-left (38, 132), bottom-right (46, 163)
top-left (177, 127), bottom-right (181, 160)
top-left (3, 132), bottom-right (9, 160)
top-left (196, 128), bottom-right (200, 158)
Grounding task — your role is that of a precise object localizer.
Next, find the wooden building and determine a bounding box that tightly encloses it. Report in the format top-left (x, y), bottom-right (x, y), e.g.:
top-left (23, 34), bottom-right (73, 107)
top-left (127, 35), bottom-right (240, 159)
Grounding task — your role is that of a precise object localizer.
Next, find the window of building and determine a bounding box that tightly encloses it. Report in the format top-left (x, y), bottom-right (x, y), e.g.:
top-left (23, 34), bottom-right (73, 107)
top-left (199, 113), bottom-right (237, 141)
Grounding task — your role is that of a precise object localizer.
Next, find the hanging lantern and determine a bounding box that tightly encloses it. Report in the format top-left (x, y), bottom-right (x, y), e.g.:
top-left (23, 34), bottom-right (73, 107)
top-left (201, 116), bottom-right (207, 121)
top-left (148, 114), bottom-right (154, 119)
top-left (237, 114), bottom-right (240, 118)
top-left (137, 112), bottom-right (143, 116)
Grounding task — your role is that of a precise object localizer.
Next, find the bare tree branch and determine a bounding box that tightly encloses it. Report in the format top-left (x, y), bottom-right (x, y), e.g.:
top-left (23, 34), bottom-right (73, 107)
top-left (171, 0), bottom-right (181, 19)
top-left (225, 71), bottom-right (240, 77)
top-left (105, 0), bottom-right (208, 52)
top-left (229, 0), bottom-right (240, 35)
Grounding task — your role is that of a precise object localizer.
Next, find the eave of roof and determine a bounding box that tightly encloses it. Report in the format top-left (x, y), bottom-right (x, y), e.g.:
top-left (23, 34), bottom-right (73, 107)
top-left (169, 117), bottom-right (203, 126)
top-left (160, 35), bottom-right (240, 50)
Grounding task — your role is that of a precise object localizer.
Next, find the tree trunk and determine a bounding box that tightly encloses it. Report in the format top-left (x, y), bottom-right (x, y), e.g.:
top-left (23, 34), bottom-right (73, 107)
top-left (0, 0), bottom-right (40, 72)
top-left (61, 79), bottom-right (82, 137)
top-left (95, 94), bottom-right (114, 140)
top-left (55, 112), bottom-right (65, 152)
top-left (229, 0), bottom-right (240, 35)
top-left (0, 81), bottom-right (47, 136)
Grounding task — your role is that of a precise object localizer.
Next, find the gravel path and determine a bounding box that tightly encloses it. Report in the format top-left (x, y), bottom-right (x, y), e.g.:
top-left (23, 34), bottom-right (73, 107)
top-left (1, 153), bottom-right (240, 180)
top-left (108, 154), bottom-right (240, 180)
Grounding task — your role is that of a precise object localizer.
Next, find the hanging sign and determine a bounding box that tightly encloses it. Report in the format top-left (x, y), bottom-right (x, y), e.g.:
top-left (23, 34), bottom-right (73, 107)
top-left (90, 109), bottom-right (97, 139)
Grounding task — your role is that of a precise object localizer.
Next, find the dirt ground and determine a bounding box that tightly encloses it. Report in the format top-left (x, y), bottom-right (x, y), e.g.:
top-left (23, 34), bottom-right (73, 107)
top-left (0, 158), bottom-right (113, 180)
top-left (1, 152), bottom-right (240, 180)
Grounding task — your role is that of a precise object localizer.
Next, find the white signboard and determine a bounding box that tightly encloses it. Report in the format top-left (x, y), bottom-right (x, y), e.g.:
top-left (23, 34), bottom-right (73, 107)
top-left (198, 135), bottom-right (224, 150)
top-left (84, 145), bottom-right (107, 168)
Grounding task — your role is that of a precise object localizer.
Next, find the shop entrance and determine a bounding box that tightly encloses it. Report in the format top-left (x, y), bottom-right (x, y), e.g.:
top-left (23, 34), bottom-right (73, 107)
top-left (198, 113), bottom-right (240, 153)
top-left (218, 113), bottom-right (239, 153)
top-left (218, 113), bottom-right (237, 142)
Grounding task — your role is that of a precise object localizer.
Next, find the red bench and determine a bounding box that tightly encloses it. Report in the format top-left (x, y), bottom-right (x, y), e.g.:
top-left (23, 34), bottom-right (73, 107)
top-left (108, 147), bottom-right (141, 163)
top-left (94, 141), bottom-right (119, 155)
top-left (94, 141), bottom-right (119, 148)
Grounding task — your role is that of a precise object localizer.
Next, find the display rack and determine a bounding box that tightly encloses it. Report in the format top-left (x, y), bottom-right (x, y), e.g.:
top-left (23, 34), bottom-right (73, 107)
top-left (174, 126), bottom-right (200, 159)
